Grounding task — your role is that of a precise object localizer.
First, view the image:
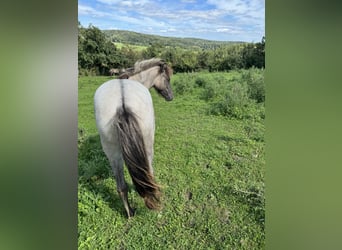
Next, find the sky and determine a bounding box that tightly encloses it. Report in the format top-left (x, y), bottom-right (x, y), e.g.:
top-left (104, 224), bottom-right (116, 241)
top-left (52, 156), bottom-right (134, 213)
top-left (78, 0), bottom-right (264, 42)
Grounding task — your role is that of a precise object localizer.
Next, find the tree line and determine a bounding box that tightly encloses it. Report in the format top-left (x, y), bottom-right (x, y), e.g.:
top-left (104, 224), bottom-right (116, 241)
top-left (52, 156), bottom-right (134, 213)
top-left (78, 23), bottom-right (265, 76)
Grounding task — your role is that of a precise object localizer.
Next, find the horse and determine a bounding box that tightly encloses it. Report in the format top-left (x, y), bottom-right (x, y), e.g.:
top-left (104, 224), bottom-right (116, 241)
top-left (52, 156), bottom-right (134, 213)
top-left (109, 68), bottom-right (119, 76)
top-left (94, 58), bottom-right (173, 218)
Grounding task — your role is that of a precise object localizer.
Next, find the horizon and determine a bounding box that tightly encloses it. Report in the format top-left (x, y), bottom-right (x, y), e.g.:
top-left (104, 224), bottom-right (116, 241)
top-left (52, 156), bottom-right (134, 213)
top-left (78, 0), bottom-right (265, 43)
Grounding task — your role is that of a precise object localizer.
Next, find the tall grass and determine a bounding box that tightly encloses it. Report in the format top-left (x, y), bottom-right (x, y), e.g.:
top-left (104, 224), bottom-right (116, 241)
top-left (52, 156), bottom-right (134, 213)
top-left (172, 68), bottom-right (265, 120)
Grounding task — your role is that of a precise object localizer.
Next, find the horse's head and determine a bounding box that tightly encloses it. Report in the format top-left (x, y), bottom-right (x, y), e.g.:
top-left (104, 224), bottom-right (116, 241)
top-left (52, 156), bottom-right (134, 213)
top-left (153, 62), bottom-right (174, 101)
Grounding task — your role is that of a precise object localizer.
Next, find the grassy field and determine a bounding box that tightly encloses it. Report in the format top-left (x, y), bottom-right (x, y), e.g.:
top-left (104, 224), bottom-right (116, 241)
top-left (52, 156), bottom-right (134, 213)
top-left (114, 42), bottom-right (147, 51)
top-left (78, 70), bottom-right (265, 249)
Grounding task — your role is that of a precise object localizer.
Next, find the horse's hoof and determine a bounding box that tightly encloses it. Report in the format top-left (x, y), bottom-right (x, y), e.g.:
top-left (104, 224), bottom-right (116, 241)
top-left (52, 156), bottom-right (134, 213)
top-left (127, 208), bottom-right (135, 218)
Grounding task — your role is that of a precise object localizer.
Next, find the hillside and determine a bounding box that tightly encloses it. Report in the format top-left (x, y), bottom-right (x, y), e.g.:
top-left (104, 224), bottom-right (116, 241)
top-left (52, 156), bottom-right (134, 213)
top-left (103, 29), bottom-right (245, 50)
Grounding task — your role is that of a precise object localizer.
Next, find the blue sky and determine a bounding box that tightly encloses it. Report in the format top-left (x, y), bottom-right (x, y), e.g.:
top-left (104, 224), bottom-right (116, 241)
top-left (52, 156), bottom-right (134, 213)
top-left (78, 0), bottom-right (264, 42)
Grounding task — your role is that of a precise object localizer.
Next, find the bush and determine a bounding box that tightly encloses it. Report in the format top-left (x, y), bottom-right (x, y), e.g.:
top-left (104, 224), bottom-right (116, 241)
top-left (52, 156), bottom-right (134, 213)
top-left (194, 76), bottom-right (207, 87)
top-left (172, 74), bottom-right (195, 95)
top-left (200, 82), bottom-right (221, 101)
top-left (199, 73), bottom-right (233, 101)
top-left (208, 81), bottom-right (251, 119)
top-left (173, 70), bottom-right (265, 120)
top-left (241, 68), bottom-right (265, 103)
top-left (173, 78), bottom-right (193, 95)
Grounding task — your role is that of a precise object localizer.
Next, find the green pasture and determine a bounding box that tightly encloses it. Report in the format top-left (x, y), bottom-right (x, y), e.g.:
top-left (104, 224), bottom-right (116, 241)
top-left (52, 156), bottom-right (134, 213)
top-left (78, 69), bottom-right (265, 249)
top-left (114, 42), bottom-right (147, 51)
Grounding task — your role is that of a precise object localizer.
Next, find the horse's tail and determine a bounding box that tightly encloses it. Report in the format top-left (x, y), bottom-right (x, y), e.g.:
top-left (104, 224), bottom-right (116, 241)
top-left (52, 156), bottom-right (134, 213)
top-left (116, 106), bottom-right (161, 210)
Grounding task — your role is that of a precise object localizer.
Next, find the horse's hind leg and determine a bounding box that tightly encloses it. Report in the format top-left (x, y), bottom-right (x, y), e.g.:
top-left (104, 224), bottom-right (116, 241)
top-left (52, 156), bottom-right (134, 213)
top-left (101, 140), bottom-right (134, 218)
top-left (111, 157), bottom-right (135, 218)
top-left (112, 157), bottom-right (135, 218)
top-left (118, 187), bottom-right (135, 218)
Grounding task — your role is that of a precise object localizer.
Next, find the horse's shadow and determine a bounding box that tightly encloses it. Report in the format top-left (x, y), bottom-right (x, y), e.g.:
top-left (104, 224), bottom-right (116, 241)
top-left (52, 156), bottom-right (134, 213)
top-left (78, 134), bottom-right (134, 217)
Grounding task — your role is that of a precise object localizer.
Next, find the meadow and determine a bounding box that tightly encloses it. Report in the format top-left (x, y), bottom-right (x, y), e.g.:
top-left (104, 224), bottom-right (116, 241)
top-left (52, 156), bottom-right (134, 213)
top-left (78, 69), bottom-right (265, 249)
top-left (113, 42), bottom-right (147, 51)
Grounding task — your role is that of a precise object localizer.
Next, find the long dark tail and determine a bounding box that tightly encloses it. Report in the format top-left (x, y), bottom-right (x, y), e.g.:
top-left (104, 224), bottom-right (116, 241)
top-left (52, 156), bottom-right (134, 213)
top-left (116, 106), bottom-right (161, 210)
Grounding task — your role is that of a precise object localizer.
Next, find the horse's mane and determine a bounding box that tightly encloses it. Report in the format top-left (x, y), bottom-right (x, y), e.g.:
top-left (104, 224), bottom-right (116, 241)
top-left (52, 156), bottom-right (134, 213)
top-left (117, 67), bottom-right (134, 79)
top-left (118, 58), bottom-right (172, 79)
top-left (133, 58), bottom-right (165, 73)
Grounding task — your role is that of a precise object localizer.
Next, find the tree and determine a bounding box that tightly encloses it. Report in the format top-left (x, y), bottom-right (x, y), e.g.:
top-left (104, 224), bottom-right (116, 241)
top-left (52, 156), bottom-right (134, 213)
top-left (78, 24), bottom-right (123, 75)
top-left (78, 23), bottom-right (266, 75)
top-left (241, 37), bottom-right (265, 69)
top-left (119, 45), bottom-right (142, 68)
top-left (142, 43), bottom-right (164, 58)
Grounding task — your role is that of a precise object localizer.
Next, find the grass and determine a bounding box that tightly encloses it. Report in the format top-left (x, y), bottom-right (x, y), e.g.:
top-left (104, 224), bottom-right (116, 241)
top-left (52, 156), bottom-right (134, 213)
top-left (78, 71), bottom-right (265, 249)
top-left (114, 42), bottom-right (147, 51)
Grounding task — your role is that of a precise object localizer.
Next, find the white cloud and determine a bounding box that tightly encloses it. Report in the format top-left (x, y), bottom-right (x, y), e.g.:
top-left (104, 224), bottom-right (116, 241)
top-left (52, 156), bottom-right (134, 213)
top-left (97, 0), bottom-right (150, 7)
top-left (78, 5), bottom-right (109, 17)
top-left (78, 0), bottom-right (264, 41)
top-left (206, 0), bottom-right (264, 20)
top-left (95, 0), bottom-right (122, 4)
top-left (216, 28), bottom-right (230, 32)
top-left (207, 0), bottom-right (263, 13)
top-left (121, 0), bottom-right (151, 7)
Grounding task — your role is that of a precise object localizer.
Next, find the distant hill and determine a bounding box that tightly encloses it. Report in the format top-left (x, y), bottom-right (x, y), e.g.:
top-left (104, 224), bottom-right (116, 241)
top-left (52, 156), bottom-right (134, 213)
top-left (103, 29), bottom-right (245, 50)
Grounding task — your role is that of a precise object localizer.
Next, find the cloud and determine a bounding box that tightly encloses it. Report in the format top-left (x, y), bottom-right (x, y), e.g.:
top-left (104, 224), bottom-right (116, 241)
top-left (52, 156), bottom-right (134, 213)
top-left (78, 0), bottom-right (265, 41)
top-left (206, 0), bottom-right (264, 21)
top-left (95, 0), bottom-right (124, 4)
top-left (207, 0), bottom-right (264, 13)
top-left (180, 0), bottom-right (197, 3)
top-left (216, 28), bottom-right (230, 32)
top-left (78, 5), bottom-right (109, 17)
top-left (96, 0), bottom-right (150, 7)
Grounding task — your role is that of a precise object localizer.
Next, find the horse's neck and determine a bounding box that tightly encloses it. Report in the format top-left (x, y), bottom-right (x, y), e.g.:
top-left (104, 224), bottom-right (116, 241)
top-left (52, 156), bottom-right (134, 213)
top-left (129, 67), bottom-right (159, 89)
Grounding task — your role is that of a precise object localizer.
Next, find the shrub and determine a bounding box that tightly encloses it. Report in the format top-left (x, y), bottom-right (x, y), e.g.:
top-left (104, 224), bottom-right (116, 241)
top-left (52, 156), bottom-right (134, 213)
top-left (194, 76), bottom-right (207, 88)
top-left (172, 74), bottom-right (194, 95)
top-left (199, 82), bottom-right (221, 101)
top-left (208, 81), bottom-right (251, 119)
top-left (241, 68), bottom-right (265, 103)
top-left (173, 80), bottom-right (192, 95)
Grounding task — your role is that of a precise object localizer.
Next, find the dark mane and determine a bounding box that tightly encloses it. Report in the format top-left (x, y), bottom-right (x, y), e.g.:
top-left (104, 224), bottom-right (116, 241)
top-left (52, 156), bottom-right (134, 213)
top-left (133, 58), bottom-right (165, 73)
top-left (118, 67), bottom-right (134, 79)
top-left (164, 63), bottom-right (173, 79)
top-left (118, 58), bottom-right (172, 79)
